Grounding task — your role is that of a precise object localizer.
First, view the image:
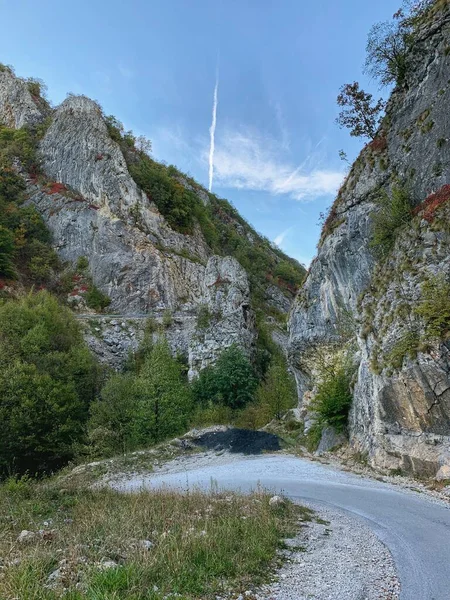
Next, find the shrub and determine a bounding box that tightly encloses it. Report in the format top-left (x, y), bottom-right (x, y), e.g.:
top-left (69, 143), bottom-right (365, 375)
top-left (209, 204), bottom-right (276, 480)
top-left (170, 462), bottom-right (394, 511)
top-left (193, 345), bottom-right (257, 410)
top-left (412, 184), bottom-right (450, 223)
top-left (273, 260), bottom-right (304, 288)
top-left (90, 339), bottom-right (192, 453)
top-left (310, 354), bottom-right (353, 433)
top-left (415, 274), bottom-right (450, 340)
top-left (128, 157), bottom-right (197, 233)
top-left (162, 309), bottom-right (173, 328)
top-left (197, 304), bottom-right (212, 329)
top-left (370, 186), bottom-right (412, 258)
top-left (255, 357), bottom-right (297, 421)
top-left (0, 292), bottom-right (99, 477)
top-left (0, 225), bottom-right (15, 277)
top-left (76, 255), bottom-right (89, 271)
top-left (85, 285), bottom-right (111, 311)
top-left (88, 373), bottom-right (141, 456)
top-left (385, 330), bottom-right (420, 370)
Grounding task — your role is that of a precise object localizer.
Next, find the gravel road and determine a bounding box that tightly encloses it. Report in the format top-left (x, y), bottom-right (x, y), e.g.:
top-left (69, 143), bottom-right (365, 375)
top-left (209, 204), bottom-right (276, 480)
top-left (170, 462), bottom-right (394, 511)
top-left (110, 453), bottom-right (450, 600)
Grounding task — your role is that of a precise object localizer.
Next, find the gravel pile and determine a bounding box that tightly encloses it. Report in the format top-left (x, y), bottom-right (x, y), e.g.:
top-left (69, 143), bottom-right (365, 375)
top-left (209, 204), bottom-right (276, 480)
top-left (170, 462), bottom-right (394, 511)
top-left (257, 504), bottom-right (400, 600)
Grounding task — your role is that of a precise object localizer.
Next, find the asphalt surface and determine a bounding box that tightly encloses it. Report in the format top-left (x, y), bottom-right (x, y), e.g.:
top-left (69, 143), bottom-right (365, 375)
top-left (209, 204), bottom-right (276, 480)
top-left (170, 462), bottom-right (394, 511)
top-left (114, 454), bottom-right (450, 600)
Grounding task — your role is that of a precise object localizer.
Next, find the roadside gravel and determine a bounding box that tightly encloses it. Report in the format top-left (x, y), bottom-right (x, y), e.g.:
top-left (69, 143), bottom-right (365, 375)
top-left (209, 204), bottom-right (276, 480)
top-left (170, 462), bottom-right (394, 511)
top-left (258, 503), bottom-right (400, 600)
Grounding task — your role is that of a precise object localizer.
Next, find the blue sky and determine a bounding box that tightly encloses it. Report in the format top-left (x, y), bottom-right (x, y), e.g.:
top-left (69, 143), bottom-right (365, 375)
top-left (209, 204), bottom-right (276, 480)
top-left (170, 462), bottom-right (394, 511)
top-left (1, 0), bottom-right (400, 266)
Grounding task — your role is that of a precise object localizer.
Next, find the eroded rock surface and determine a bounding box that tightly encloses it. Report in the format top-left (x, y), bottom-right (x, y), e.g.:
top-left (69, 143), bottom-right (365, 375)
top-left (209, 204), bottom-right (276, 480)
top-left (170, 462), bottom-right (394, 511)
top-left (288, 6), bottom-right (450, 475)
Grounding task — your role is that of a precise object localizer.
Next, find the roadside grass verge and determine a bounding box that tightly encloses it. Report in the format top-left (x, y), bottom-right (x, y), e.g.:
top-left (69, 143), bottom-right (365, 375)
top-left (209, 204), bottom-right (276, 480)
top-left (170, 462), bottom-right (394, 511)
top-left (0, 478), bottom-right (304, 599)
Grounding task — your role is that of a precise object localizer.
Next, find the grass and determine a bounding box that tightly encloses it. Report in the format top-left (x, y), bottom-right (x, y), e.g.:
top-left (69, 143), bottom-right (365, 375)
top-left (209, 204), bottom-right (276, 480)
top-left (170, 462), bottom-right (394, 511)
top-left (0, 478), bottom-right (302, 599)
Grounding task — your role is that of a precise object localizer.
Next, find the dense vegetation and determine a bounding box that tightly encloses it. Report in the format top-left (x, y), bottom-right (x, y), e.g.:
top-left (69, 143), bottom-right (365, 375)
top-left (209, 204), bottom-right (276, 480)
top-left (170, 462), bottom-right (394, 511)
top-left (0, 292), bottom-right (100, 476)
top-left (0, 289), bottom-right (297, 475)
top-left (306, 351), bottom-right (354, 451)
top-left (0, 126), bottom-right (60, 286)
top-left (88, 339), bottom-right (192, 457)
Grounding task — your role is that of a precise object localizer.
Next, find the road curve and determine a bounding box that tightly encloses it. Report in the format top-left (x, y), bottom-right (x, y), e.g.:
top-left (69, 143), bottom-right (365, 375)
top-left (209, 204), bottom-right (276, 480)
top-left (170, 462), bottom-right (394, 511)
top-left (113, 454), bottom-right (450, 600)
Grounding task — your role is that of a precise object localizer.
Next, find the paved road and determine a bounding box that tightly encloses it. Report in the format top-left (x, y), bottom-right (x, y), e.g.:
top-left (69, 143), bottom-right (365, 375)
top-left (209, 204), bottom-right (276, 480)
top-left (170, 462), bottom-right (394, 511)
top-left (115, 454), bottom-right (450, 600)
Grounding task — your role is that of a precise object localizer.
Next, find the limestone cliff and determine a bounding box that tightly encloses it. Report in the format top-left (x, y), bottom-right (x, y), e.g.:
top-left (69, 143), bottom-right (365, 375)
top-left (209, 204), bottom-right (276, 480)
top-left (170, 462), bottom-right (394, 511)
top-left (288, 2), bottom-right (450, 476)
top-left (0, 65), bottom-right (303, 376)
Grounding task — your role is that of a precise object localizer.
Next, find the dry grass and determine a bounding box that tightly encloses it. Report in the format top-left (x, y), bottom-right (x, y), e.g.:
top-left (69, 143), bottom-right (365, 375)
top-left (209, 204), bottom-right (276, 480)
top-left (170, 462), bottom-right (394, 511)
top-left (0, 477), bottom-right (305, 599)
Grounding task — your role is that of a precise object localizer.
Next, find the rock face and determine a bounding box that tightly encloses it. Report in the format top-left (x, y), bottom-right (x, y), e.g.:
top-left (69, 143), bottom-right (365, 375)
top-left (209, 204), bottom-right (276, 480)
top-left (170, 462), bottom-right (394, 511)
top-left (0, 69), bottom-right (46, 128)
top-left (0, 70), bottom-right (304, 376)
top-left (188, 256), bottom-right (253, 378)
top-left (288, 5), bottom-right (450, 476)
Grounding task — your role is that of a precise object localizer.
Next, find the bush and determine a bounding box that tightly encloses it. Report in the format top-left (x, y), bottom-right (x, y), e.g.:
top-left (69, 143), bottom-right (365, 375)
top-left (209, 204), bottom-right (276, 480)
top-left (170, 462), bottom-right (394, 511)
top-left (89, 339), bottom-right (192, 454)
top-left (370, 186), bottom-right (412, 258)
top-left (273, 260), bottom-right (304, 288)
top-left (85, 285), bottom-right (111, 311)
top-left (197, 304), bottom-right (212, 329)
top-left (77, 255), bottom-right (89, 271)
top-left (192, 345), bottom-right (257, 410)
top-left (415, 274), bottom-right (450, 340)
top-left (254, 357), bottom-right (297, 421)
top-left (0, 136), bottom-right (59, 285)
top-left (0, 224), bottom-right (15, 277)
top-left (128, 156), bottom-right (197, 233)
top-left (0, 292), bottom-right (99, 477)
top-left (310, 354), bottom-right (353, 433)
top-left (88, 373), bottom-right (141, 456)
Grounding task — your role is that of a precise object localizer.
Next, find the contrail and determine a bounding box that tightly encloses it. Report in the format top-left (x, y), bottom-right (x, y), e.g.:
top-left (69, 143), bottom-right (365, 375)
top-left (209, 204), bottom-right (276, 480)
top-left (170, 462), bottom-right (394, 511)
top-left (208, 69), bottom-right (219, 192)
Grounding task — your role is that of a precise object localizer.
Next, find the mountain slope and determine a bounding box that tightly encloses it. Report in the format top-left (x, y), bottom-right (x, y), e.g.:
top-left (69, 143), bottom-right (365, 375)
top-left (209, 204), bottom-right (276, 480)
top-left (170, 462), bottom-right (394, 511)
top-left (0, 65), bottom-right (304, 376)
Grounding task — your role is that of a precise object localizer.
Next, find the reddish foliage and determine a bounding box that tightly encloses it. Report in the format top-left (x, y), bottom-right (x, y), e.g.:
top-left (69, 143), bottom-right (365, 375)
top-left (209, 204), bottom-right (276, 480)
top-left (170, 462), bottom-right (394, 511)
top-left (89, 204), bottom-right (100, 210)
top-left (79, 285), bottom-right (88, 292)
top-left (72, 275), bottom-right (81, 282)
top-left (413, 185), bottom-right (450, 222)
top-left (212, 276), bottom-right (231, 287)
top-left (0, 280), bottom-right (5, 290)
top-left (95, 154), bottom-right (104, 162)
top-left (28, 167), bottom-right (39, 183)
top-left (45, 182), bottom-right (67, 195)
top-left (70, 289), bottom-right (79, 296)
top-left (368, 136), bottom-right (387, 153)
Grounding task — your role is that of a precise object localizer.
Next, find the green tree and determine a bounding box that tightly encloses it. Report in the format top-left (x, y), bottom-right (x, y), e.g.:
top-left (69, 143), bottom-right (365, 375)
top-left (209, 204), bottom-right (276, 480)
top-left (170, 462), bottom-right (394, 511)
top-left (137, 340), bottom-right (192, 443)
top-left (336, 82), bottom-right (385, 139)
top-left (0, 292), bottom-right (99, 477)
top-left (193, 345), bottom-right (257, 410)
top-left (0, 225), bottom-right (15, 278)
top-left (89, 373), bottom-right (141, 456)
top-left (0, 362), bottom-right (82, 476)
top-left (310, 353), bottom-right (353, 433)
top-left (255, 357), bottom-right (297, 420)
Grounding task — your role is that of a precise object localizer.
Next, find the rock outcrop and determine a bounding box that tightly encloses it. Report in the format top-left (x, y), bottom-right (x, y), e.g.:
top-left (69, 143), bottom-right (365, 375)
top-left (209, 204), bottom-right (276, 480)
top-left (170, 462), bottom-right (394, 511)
top-left (0, 68), bottom-right (303, 377)
top-left (0, 69), bottom-right (46, 128)
top-left (288, 4), bottom-right (450, 476)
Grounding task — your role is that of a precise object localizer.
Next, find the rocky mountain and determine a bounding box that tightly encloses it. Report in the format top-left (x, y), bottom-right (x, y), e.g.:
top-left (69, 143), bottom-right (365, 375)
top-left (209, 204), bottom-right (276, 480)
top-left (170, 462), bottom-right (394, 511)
top-left (0, 65), bottom-right (304, 376)
top-left (288, 1), bottom-right (450, 477)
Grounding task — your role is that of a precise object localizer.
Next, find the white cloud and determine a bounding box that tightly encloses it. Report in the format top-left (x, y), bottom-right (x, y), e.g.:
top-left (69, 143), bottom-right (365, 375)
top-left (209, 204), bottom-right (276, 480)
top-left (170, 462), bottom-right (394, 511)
top-left (273, 226), bottom-right (293, 247)
top-left (209, 128), bottom-right (343, 201)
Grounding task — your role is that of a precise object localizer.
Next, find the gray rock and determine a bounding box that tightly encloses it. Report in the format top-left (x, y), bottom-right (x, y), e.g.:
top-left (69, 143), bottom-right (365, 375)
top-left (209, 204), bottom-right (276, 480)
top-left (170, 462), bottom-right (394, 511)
top-left (0, 70), bottom-right (45, 128)
top-left (288, 7), bottom-right (450, 477)
top-left (316, 427), bottom-right (347, 455)
top-left (17, 530), bottom-right (36, 544)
